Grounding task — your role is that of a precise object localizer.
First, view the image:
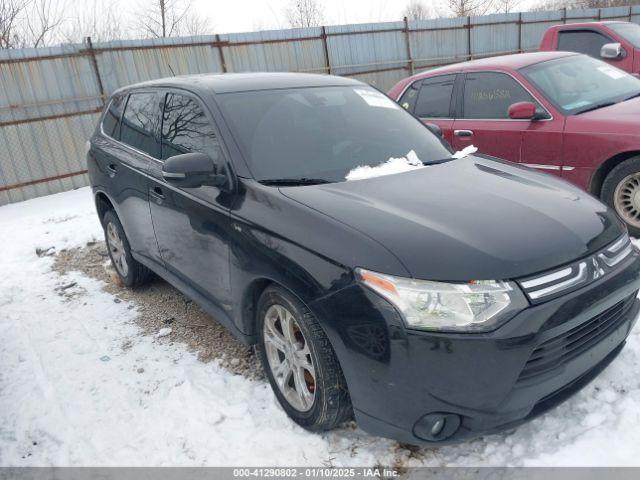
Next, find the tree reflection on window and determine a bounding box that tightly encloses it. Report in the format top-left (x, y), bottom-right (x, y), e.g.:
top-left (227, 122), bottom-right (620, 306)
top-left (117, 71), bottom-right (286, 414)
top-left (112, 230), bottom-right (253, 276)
top-left (161, 94), bottom-right (219, 161)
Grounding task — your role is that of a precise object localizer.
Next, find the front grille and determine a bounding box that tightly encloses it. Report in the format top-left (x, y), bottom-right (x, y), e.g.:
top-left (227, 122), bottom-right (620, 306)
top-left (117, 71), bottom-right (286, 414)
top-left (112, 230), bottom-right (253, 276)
top-left (518, 294), bottom-right (636, 382)
top-left (518, 234), bottom-right (634, 303)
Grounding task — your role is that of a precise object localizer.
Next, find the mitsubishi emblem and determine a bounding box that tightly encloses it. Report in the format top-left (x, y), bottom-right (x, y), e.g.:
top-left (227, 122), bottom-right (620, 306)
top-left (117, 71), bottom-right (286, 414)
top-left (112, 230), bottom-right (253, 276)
top-left (592, 256), bottom-right (605, 280)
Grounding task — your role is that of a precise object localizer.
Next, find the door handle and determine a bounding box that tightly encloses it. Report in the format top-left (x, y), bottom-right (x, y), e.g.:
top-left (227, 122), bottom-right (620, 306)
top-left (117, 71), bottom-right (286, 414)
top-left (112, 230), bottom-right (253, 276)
top-left (149, 186), bottom-right (165, 201)
top-left (106, 163), bottom-right (118, 176)
top-left (454, 129), bottom-right (473, 137)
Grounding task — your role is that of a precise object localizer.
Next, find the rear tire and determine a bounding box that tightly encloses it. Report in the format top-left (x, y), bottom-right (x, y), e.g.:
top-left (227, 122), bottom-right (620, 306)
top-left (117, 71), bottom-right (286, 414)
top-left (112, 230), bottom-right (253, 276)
top-left (102, 210), bottom-right (152, 288)
top-left (257, 285), bottom-right (352, 431)
top-left (601, 156), bottom-right (640, 237)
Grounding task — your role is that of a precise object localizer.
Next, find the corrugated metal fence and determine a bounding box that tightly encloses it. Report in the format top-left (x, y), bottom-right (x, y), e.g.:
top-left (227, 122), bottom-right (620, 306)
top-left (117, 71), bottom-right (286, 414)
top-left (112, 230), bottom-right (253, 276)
top-left (2, 5), bottom-right (640, 205)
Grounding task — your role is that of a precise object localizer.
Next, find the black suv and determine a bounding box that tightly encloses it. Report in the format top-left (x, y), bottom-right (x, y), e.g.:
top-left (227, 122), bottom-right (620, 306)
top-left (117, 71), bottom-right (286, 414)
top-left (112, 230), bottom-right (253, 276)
top-left (88, 72), bottom-right (640, 445)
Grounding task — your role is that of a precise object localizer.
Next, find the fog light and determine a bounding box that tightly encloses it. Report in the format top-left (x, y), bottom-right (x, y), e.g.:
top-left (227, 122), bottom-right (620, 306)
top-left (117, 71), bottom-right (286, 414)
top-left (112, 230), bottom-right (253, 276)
top-left (413, 413), bottom-right (461, 441)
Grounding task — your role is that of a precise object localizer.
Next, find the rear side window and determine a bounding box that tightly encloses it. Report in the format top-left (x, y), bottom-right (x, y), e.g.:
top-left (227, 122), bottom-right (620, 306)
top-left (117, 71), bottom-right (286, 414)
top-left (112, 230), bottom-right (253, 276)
top-left (398, 75), bottom-right (456, 118)
top-left (102, 95), bottom-right (124, 138)
top-left (462, 72), bottom-right (536, 119)
top-left (415, 75), bottom-right (456, 118)
top-left (558, 30), bottom-right (611, 58)
top-left (120, 92), bottom-right (161, 158)
top-left (161, 93), bottom-right (221, 162)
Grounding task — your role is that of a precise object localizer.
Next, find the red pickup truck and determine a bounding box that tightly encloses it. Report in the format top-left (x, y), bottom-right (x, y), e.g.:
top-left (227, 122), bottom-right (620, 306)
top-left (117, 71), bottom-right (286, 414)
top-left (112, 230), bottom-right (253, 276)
top-left (539, 21), bottom-right (640, 76)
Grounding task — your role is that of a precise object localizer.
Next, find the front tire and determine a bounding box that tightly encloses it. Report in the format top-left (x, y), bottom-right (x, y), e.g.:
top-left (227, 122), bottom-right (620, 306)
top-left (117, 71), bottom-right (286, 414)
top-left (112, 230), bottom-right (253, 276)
top-left (257, 286), bottom-right (352, 431)
top-left (102, 210), bottom-right (152, 288)
top-left (602, 156), bottom-right (640, 237)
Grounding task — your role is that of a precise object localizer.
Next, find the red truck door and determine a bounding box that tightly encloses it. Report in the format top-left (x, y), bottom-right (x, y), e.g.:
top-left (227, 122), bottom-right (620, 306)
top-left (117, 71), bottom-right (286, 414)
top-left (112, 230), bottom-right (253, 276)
top-left (553, 27), bottom-right (635, 73)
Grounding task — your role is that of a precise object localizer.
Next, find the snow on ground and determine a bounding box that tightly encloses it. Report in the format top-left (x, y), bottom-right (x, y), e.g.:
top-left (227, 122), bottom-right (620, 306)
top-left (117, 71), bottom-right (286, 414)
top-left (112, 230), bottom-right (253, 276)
top-left (1, 187), bottom-right (640, 466)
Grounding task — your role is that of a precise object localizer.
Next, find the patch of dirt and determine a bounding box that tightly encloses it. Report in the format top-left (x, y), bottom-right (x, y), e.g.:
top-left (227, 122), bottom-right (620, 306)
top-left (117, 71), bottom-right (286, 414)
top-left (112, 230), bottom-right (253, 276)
top-left (52, 242), bottom-right (263, 380)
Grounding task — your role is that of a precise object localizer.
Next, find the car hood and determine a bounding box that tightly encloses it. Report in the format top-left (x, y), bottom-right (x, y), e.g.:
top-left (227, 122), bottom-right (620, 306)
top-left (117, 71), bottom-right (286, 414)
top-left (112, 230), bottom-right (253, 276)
top-left (281, 156), bottom-right (624, 281)
top-left (566, 97), bottom-right (640, 135)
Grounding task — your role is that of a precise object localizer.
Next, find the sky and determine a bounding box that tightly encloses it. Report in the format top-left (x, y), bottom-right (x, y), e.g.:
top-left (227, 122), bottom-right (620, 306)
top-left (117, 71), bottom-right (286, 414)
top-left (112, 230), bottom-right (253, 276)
top-left (108, 0), bottom-right (538, 36)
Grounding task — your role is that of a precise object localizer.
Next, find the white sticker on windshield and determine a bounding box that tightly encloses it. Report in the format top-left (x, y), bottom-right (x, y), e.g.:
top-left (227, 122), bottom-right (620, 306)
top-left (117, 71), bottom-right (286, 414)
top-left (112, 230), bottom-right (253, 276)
top-left (354, 88), bottom-right (400, 109)
top-left (598, 65), bottom-right (626, 79)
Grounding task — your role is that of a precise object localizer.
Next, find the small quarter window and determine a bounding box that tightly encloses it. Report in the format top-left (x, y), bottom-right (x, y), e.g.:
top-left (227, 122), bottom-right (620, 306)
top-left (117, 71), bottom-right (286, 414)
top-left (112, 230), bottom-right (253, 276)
top-left (102, 95), bottom-right (124, 139)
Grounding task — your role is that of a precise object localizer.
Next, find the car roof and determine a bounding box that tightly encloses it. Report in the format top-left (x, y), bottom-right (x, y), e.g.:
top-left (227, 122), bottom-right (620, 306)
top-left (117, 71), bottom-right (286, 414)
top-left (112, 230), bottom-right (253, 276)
top-left (113, 72), bottom-right (364, 96)
top-left (410, 51), bottom-right (579, 78)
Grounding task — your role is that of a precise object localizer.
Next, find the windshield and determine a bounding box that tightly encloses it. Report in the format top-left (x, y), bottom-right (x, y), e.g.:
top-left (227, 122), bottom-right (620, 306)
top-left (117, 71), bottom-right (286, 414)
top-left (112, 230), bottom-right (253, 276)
top-left (520, 55), bottom-right (640, 115)
top-left (608, 22), bottom-right (640, 48)
top-left (217, 86), bottom-right (452, 183)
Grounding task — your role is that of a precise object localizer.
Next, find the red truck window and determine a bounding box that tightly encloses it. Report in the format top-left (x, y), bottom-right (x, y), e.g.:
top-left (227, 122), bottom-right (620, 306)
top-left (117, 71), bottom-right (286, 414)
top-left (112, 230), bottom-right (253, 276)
top-left (558, 30), bottom-right (612, 58)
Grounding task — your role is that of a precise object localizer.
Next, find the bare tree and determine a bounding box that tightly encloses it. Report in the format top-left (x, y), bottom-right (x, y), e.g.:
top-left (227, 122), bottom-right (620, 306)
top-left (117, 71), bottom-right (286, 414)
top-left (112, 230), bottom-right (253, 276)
top-left (402, 0), bottom-right (439, 20)
top-left (24, 0), bottom-right (67, 47)
top-left (285, 0), bottom-right (324, 28)
top-left (494, 0), bottom-right (522, 13)
top-left (135, 0), bottom-right (211, 38)
top-left (446, 0), bottom-right (494, 16)
top-left (0, 0), bottom-right (27, 48)
top-left (62, 0), bottom-right (125, 43)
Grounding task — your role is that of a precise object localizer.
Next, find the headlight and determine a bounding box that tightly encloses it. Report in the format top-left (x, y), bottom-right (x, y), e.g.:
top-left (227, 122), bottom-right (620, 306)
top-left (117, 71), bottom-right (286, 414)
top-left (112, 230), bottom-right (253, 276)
top-left (356, 268), bottom-right (528, 332)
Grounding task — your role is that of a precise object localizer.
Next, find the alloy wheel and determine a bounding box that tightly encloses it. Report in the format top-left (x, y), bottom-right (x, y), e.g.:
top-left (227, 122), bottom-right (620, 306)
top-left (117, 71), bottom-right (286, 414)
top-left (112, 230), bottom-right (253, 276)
top-left (263, 304), bottom-right (316, 412)
top-left (614, 173), bottom-right (640, 228)
top-left (106, 222), bottom-right (129, 277)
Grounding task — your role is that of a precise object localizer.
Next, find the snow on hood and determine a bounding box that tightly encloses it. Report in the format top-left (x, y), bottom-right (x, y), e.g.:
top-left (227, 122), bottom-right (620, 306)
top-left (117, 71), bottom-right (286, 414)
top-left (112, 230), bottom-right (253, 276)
top-left (345, 146), bottom-right (478, 181)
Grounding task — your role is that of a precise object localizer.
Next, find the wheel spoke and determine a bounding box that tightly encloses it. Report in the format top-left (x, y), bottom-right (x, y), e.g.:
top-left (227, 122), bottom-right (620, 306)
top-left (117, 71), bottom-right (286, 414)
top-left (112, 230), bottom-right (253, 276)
top-left (262, 303), bottom-right (316, 412)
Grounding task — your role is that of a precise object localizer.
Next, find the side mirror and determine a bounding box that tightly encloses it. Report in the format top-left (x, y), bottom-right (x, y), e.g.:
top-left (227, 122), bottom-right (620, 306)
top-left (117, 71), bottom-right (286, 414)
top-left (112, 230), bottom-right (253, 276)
top-left (508, 101), bottom-right (540, 120)
top-left (162, 152), bottom-right (226, 189)
top-left (425, 122), bottom-right (443, 138)
top-left (601, 42), bottom-right (625, 60)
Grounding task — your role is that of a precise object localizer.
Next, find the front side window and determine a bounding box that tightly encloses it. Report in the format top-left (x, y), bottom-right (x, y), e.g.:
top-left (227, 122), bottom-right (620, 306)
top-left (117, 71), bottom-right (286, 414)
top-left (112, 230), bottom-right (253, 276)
top-left (161, 93), bottom-right (221, 162)
top-left (608, 22), bottom-right (640, 48)
top-left (521, 55), bottom-right (640, 115)
top-left (102, 94), bottom-right (124, 139)
top-left (558, 30), bottom-right (612, 58)
top-left (120, 92), bottom-right (160, 157)
top-left (217, 86), bottom-right (452, 183)
top-left (462, 72), bottom-right (537, 119)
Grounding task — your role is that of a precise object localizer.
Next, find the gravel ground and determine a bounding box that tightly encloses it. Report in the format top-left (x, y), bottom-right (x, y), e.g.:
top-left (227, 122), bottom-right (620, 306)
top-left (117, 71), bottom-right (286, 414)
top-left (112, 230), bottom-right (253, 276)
top-left (52, 241), bottom-right (263, 380)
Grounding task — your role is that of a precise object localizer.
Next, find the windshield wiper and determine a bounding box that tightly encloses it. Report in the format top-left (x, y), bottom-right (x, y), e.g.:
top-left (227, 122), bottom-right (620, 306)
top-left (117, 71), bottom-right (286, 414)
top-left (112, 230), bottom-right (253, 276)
top-left (422, 157), bottom-right (456, 165)
top-left (574, 101), bottom-right (616, 115)
top-left (259, 177), bottom-right (332, 186)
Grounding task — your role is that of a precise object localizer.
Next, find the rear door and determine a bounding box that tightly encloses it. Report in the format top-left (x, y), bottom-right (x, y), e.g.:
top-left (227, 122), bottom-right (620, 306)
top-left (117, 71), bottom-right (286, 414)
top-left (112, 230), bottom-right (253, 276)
top-left (96, 91), bottom-right (162, 264)
top-left (397, 74), bottom-right (457, 145)
top-left (148, 90), bottom-right (234, 308)
top-left (452, 71), bottom-right (545, 163)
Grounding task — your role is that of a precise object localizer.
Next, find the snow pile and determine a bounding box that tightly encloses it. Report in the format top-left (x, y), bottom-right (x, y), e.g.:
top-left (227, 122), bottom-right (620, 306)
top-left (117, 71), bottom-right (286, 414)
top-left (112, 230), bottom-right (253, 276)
top-left (345, 150), bottom-right (424, 181)
top-left (345, 146), bottom-right (478, 181)
top-left (1, 187), bottom-right (640, 466)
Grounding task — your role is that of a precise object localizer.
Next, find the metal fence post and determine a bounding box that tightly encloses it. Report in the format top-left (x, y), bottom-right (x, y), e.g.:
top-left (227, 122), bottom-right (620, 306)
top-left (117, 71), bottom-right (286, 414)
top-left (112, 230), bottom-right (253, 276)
top-left (562, 7), bottom-right (567, 23)
top-left (215, 34), bottom-right (228, 73)
top-left (517, 12), bottom-right (522, 53)
top-left (85, 37), bottom-right (105, 106)
top-left (321, 26), bottom-right (331, 74)
top-left (466, 16), bottom-right (472, 61)
top-left (403, 16), bottom-right (414, 75)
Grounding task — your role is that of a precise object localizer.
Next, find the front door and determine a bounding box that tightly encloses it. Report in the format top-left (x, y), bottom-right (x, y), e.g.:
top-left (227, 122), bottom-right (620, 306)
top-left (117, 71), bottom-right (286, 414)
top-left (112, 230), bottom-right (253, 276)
top-left (148, 91), bottom-right (234, 309)
top-left (451, 71), bottom-right (550, 164)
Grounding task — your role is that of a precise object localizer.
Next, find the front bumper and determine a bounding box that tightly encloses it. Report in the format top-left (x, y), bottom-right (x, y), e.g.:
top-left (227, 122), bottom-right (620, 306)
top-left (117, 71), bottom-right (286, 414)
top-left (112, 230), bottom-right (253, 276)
top-left (310, 252), bottom-right (640, 445)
